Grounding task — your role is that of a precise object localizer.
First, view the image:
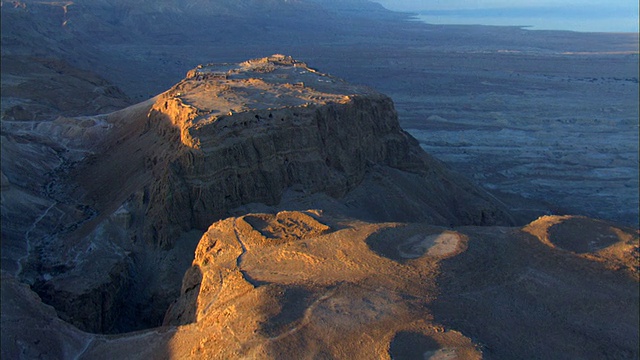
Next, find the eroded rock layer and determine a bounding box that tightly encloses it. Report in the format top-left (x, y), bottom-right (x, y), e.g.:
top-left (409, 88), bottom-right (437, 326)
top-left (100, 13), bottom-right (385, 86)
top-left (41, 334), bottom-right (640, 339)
top-left (4, 55), bottom-right (514, 334)
top-left (135, 55), bottom-right (515, 247)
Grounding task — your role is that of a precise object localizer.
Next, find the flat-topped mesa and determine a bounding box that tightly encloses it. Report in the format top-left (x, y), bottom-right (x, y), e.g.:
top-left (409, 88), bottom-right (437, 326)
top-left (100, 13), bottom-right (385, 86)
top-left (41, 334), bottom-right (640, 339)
top-left (151, 54), bottom-right (373, 148)
top-left (142, 55), bottom-right (512, 248)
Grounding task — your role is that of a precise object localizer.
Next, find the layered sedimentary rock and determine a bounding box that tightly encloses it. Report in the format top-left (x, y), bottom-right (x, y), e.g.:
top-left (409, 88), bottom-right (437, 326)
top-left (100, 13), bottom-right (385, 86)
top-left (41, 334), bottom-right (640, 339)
top-left (135, 55), bottom-right (514, 247)
top-left (4, 55), bottom-right (514, 334)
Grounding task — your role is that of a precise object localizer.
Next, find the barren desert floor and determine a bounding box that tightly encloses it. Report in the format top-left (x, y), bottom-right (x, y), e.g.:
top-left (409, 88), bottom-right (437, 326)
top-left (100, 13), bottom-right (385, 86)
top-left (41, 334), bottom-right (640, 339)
top-left (300, 41), bottom-right (639, 226)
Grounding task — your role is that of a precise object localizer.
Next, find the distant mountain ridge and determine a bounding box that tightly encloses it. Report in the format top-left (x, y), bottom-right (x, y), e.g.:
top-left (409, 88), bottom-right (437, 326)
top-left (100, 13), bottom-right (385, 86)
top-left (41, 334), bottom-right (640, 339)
top-left (1, 0), bottom-right (409, 103)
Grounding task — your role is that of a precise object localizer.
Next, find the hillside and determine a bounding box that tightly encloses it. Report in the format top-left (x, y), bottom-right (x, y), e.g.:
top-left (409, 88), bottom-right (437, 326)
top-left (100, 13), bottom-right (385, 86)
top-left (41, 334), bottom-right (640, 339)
top-left (2, 0), bottom-right (637, 225)
top-left (2, 55), bottom-right (512, 335)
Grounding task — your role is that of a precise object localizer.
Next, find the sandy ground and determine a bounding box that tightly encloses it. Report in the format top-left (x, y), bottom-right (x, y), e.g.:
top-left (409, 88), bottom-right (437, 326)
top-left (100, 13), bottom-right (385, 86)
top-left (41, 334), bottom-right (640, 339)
top-left (397, 232), bottom-right (462, 259)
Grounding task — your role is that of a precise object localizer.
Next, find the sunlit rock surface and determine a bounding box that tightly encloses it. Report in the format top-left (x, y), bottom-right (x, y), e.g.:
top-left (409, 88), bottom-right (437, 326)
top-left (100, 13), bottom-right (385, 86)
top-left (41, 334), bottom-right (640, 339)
top-left (1, 54), bottom-right (637, 359)
top-left (2, 214), bottom-right (637, 359)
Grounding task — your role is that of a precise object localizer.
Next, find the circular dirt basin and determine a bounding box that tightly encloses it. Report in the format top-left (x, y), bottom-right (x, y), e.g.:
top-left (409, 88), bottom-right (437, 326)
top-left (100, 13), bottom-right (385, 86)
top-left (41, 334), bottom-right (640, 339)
top-left (367, 227), bottom-right (464, 262)
top-left (398, 233), bottom-right (462, 259)
top-left (548, 217), bottom-right (621, 253)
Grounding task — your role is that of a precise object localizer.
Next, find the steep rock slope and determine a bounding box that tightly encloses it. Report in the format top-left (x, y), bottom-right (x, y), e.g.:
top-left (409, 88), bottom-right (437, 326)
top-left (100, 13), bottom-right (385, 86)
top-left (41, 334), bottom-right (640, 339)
top-left (139, 55), bottom-right (510, 248)
top-left (75, 55), bottom-right (515, 248)
top-left (5, 55), bottom-right (514, 334)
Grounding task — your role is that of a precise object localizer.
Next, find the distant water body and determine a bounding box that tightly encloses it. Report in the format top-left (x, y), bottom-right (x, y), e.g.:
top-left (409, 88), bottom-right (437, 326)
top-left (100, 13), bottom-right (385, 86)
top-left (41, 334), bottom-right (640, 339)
top-left (414, 7), bottom-right (639, 33)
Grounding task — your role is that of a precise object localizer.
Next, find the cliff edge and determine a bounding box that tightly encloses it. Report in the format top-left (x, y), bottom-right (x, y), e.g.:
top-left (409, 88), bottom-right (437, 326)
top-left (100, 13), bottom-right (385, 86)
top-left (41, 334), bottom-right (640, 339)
top-left (74, 55), bottom-right (515, 249)
top-left (7, 55), bottom-right (516, 334)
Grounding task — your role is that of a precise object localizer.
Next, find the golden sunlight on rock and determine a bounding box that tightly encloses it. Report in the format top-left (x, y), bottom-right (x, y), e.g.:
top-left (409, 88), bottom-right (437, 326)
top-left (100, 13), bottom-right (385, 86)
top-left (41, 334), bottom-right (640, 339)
top-left (397, 231), bottom-right (465, 259)
top-left (1, 48), bottom-right (637, 358)
top-left (523, 215), bottom-right (639, 276)
top-left (158, 211), bottom-right (483, 358)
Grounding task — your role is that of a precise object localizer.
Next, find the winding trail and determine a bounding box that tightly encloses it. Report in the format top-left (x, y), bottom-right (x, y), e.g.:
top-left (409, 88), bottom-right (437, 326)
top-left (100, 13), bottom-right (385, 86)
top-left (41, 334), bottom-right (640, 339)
top-left (17, 202), bottom-right (57, 276)
top-left (232, 218), bottom-right (264, 286)
top-left (267, 287), bottom-right (337, 342)
top-left (72, 337), bottom-right (94, 360)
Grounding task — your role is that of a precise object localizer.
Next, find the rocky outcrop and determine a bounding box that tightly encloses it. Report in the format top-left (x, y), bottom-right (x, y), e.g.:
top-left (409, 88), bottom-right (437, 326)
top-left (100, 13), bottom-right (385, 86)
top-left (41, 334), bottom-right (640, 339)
top-left (156, 211), bottom-right (637, 359)
top-left (1, 55), bottom-right (517, 336)
top-left (159, 211), bottom-right (484, 358)
top-left (2, 212), bottom-right (637, 359)
top-left (137, 55), bottom-right (514, 247)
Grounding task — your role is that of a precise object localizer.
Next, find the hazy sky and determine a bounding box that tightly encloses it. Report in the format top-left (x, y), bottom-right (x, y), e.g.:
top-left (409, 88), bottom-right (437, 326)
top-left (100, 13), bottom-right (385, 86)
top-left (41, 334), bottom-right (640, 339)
top-left (374, 0), bottom-right (637, 11)
top-left (373, 0), bottom-right (639, 32)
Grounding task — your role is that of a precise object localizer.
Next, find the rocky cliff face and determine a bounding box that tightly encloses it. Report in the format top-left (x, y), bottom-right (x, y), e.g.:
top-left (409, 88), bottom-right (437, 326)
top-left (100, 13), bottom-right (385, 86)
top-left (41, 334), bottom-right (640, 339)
top-left (0, 55), bottom-right (516, 334)
top-left (136, 55), bottom-right (514, 247)
top-left (10, 55), bottom-right (514, 333)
